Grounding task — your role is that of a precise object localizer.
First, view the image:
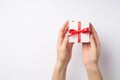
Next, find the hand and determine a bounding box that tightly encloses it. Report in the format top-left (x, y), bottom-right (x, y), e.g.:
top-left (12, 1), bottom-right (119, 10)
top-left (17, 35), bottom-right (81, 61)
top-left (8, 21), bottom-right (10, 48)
top-left (52, 21), bottom-right (74, 80)
top-left (82, 23), bottom-right (103, 80)
top-left (82, 23), bottom-right (100, 68)
top-left (57, 21), bottom-right (74, 66)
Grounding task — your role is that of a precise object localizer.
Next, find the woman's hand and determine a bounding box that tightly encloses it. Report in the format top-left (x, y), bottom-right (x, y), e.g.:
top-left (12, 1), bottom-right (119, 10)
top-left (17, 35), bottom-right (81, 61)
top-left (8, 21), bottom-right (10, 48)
top-left (82, 23), bottom-right (100, 68)
top-left (52, 21), bottom-right (74, 80)
top-left (57, 21), bottom-right (74, 67)
top-left (82, 23), bottom-right (103, 80)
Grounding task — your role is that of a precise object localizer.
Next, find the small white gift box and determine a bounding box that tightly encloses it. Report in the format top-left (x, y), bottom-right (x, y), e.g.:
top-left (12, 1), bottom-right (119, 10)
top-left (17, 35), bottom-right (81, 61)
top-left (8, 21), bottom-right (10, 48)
top-left (68, 20), bottom-right (90, 43)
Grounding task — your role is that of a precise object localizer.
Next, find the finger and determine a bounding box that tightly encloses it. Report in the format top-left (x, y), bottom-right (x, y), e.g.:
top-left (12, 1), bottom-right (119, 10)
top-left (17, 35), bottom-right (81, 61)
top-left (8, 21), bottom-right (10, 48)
top-left (64, 24), bottom-right (69, 34)
top-left (62, 33), bottom-right (74, 47)
top-left (62, 33), bottom-right (69, 47)
top-left (63, 32), bottom-right (74, 48)
top-left (60, 21), bottom-right (69, 34)
top-left (57, 21), bottom-right (69, 45)
top-left (90, 34), bottom-right (96, 48)
top-left (68, 42), bottom-right (74, 49)
top-left (82, 42), bottom-right (90, 49)
top-left (90, 23), bottom-right (100, 48)
top-left (63, 23), bottom-right (69, 36)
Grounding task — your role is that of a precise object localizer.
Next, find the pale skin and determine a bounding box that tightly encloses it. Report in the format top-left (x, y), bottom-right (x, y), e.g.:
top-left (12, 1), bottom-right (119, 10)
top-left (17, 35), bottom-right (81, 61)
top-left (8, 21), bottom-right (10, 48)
top-left (52, 21), bottom-right (103, 80)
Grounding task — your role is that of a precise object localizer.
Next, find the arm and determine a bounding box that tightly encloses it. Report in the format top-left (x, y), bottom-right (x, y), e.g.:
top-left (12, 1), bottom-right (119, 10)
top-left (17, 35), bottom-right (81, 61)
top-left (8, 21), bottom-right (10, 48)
top-left (86, 64), bottom-right (103, 80)
top-left (52, 21), bottom-right (74, 80)
top-left (82, 23), bottom-right (103, 80)
top-left (52, 61), bottom-right (67, 80)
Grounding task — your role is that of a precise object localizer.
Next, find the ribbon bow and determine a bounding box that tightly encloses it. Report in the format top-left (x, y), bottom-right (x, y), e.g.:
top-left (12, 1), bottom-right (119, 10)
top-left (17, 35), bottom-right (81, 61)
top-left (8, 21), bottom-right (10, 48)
top-left (69, 22), bottom-right (90, 42)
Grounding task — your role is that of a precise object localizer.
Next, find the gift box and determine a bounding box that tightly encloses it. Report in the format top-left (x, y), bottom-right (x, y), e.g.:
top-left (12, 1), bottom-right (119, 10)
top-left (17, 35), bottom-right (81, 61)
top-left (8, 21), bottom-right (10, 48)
top-left (68, 20), bottom-right (90, 43)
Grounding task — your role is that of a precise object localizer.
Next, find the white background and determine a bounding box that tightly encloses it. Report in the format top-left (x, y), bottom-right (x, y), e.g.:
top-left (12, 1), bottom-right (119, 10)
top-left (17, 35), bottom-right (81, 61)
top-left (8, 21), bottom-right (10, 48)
top-left (0, 0), bottom-right (120, 80)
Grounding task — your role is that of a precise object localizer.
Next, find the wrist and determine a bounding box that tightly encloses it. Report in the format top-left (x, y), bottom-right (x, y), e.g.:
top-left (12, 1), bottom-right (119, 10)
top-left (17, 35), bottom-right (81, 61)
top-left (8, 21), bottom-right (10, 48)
top-left (85, 63), bottom-right (103, 80)
top-left (55, 61), bottom-right (68, 71)
top-left (85, 63), bottom-right (99, 72)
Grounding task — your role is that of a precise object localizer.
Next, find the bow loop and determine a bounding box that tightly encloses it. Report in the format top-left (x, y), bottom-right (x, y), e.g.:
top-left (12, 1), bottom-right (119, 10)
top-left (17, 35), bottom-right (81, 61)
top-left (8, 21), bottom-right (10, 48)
top-left (69, 29), bottom-right (78, 36)
top-left (69, 28), bottom-right (90, 36)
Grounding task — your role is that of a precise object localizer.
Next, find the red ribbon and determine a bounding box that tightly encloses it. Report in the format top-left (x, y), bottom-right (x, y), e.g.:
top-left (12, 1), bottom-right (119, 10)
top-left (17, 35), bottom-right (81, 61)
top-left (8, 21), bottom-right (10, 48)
top-left (69, 22), bottom-right (90, 43)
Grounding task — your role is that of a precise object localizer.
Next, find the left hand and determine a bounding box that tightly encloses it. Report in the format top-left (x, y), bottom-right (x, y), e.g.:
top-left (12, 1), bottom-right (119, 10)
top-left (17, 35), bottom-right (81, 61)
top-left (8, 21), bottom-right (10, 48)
top-left (82, 23), bottom-right (101, 69)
